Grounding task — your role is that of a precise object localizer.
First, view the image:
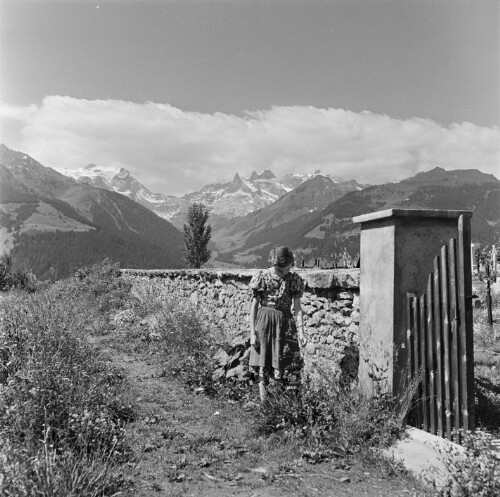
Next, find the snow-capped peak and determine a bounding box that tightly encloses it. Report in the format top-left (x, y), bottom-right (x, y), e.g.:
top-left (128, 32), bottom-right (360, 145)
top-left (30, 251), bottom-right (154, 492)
top-left (55, 164), bottom-right (129, 184)
top-left (53, 163), bottom-right (363, 230)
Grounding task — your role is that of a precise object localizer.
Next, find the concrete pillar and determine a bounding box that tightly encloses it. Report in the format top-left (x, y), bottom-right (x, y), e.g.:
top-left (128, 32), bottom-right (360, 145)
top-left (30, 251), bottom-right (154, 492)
top-left (352, 208), bottom-right (472, 397)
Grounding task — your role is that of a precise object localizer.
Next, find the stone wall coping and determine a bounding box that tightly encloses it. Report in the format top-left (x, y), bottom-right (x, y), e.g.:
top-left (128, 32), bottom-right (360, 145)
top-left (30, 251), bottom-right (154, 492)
top-left (121, 268), bottom-right (256, 278)
top-left (121, 268), bottom-right (360, 289)
top-left (353, 208), bottom-right (472, 225)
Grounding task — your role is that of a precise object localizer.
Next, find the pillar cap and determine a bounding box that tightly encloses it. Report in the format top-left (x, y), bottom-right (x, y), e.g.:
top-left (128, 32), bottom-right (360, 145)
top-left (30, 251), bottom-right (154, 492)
top-left (353, 208), bottom-right (472, 225)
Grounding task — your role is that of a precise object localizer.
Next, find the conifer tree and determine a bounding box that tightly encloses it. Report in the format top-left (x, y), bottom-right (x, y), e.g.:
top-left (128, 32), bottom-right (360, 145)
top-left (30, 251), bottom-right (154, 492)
top-left (183, 203), bottom-right (212, 268)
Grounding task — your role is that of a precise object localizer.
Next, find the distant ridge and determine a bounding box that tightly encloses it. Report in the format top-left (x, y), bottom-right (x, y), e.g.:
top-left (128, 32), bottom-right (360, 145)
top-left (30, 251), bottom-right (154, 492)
top-left (54, 162), bottom-right (364, 229)
top-left (400, 166), bottom-right (498, 186)
top-left (212, 174), bottom-right (362, 254)
top-left (0, 144), bottom-right (184, 280)
top-left (213, 166), bottom-right (500, 267)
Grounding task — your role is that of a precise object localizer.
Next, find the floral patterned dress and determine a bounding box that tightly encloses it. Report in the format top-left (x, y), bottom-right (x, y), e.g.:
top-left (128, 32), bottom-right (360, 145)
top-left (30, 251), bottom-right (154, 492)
top-left (249, 269), bottom-right (304, 377)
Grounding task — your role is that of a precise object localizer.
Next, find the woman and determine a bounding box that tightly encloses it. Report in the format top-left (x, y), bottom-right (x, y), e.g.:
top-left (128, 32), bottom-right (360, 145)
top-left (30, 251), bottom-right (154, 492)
top-left (249, 246), bottom-right (305, 401)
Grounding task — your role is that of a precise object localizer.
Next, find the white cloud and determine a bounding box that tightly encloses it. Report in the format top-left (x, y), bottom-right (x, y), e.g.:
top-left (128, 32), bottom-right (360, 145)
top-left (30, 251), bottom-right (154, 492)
top-left (1, 96), bottom-right (499, 195)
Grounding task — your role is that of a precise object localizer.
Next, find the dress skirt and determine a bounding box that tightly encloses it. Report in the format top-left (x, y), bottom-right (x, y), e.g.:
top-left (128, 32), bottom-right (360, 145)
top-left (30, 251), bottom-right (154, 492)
top-left (250, 306), bottom-right (298, 375)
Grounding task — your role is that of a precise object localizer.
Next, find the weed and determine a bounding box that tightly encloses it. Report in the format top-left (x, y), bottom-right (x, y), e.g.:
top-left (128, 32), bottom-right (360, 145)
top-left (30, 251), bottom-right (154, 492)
top-left (0, 259), bottom-right (136, 495)
top-left (358, 448), bottom-right (409, 478)
top-left (437, 431), bottom-right (500, 496)
top-left (124, 281), bottom-right (231, 395)
top-left (74, 259), bottom-right (132, 315)
top-left (254, 373), bottom-right (406, 455)
top-left (133, 280), bottom-right (410, 457)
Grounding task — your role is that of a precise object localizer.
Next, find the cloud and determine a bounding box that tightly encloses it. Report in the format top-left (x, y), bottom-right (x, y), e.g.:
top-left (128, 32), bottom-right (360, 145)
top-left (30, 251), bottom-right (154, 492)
top-left (1, 96), bottom-right (499, 195)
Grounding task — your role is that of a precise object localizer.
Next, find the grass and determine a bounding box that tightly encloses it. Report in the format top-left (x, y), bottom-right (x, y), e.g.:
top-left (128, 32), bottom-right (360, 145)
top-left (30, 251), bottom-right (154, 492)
top-left (117, 275), bottom-right (420, 481)
top-left (0, 260), bottom-right (136, 496)
top-left (253, 378), bottom-right (408, 454)
top-left (473, 276), bottom-right (500, 437)
top-left (434, 430), bottom-right (500, 497)
top-left (3, 261), bottom-right (497, 495)
top-left (119, 271), bottom-right (499, 495)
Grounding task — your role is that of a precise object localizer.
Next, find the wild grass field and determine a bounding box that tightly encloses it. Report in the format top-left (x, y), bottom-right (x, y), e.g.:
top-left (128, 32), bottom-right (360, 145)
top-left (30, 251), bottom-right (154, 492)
top-left (0, 262), bottom-right (135, 495)
top-left (0, 260), bottom-right (498, 496)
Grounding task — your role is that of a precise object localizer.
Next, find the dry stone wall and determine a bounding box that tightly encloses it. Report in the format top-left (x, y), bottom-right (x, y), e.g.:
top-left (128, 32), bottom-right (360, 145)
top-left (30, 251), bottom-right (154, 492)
top-left (122, 268), bottom-right (360, 383)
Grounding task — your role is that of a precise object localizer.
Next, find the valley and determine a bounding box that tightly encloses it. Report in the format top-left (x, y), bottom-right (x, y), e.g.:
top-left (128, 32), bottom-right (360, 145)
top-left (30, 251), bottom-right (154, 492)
top-left (1, 143), bottom-right (499, 278)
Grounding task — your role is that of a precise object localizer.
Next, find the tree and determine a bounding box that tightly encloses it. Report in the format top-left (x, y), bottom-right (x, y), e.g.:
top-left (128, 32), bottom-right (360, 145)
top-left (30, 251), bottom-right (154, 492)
top-left (183, 203), bottom-right (212, 268)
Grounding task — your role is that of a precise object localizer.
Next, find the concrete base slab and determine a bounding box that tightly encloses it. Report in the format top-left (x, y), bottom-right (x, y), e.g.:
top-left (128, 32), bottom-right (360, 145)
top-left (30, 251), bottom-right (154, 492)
top-left (383, 427), bottom-right (464, 489)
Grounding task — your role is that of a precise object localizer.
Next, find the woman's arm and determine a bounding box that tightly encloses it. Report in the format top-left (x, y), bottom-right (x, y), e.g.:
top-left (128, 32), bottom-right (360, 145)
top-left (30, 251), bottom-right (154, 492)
top-left (293, 296), bottom-right (305, 345)
top-left (249, 296), bottom-right (260, 347)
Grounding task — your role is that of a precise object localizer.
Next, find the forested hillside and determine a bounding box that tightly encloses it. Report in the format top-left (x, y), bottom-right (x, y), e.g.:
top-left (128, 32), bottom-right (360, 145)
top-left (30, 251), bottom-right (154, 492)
top-left (1, 145), bottom-right (184, 280)
top-left (11, 230), bottom-right (180, 281)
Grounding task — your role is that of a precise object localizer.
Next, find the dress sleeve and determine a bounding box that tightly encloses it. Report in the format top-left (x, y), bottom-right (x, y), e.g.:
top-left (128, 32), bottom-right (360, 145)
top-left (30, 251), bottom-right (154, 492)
top-left (290, 273), bottom-right (304, 298)
top-left (249, 271), bottom-right (266, 297)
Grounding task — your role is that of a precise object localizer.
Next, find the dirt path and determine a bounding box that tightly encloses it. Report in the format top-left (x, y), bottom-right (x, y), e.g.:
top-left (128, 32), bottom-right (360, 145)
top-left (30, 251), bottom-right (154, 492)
top-left (94, 335), bottom-right (432, 497)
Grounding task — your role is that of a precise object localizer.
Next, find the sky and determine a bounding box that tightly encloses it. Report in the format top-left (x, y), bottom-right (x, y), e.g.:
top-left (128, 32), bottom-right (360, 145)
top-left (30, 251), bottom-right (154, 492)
top-left (0, 0), bottom-right (499, 196)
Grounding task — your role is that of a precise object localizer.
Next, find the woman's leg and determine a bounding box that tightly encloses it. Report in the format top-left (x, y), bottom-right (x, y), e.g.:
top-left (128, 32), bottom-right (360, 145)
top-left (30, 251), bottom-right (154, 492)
top-left (258, 367), bottom-right (269, 402)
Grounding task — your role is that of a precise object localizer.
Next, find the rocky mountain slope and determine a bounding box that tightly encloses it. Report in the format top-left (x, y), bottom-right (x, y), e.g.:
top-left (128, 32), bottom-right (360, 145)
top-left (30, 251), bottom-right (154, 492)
top-left (215, 167), bottom-right (500, 267)
top-left (54, 164), bottom-right (363, 229)
top-left (212, 174), bottom-right (362, 253)
top-left (0, 144), bottom-right (184, 280)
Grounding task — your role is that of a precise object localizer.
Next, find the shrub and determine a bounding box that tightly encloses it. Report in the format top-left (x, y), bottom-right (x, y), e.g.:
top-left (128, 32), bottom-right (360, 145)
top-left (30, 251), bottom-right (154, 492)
top-left (0, 254), bottom-right (36, 292)
top-left (253, 357), bottom-right (420, 454)
top-left (127, 277), bottom-right (166, 318)
top-left (125, 278), bottom-right (230, 394)
top-left (437, 431), bottom-right (500, 496)
top-left (155, 298), bottom-right (222, 394)
top-left (73, 259), bottom-right (131, 314)
top-left (255, 377), bottom-right (406, 453)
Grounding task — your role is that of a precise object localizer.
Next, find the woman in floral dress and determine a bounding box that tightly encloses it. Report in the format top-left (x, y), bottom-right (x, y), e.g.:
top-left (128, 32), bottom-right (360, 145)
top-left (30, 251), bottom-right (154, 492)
top-left (249, 246), bottom-right (305, 401)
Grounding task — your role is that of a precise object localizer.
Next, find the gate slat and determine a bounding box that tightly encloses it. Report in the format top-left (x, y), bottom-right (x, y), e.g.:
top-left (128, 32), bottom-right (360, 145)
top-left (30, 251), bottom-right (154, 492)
top-left (419, 294), bottom-right (429, 431)
top-left (440, 244), bottom-right (453, 440)
top-left (427, 273), bottom-right (437, 435)
top-left (413, 295), bottom-right (423, 428)
top-left (433, 255), bottom-right (445, 438)
top-left (406, 293), bottom-right (416, 425)
top-left (449, 238), bottom-right (462, 443)
top-left (458, 215), bottom-right (475, 432)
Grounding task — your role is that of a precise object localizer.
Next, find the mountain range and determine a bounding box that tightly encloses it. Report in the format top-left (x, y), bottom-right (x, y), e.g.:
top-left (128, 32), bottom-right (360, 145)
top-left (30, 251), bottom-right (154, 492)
top-left (1, 143), bottom-right (498, 277)
top-left (0, 144), bottom-right (184, 280)
top-left (214, 167), bottom-right (499, 267)
top-left (54, 163), bottom-right (364, 229)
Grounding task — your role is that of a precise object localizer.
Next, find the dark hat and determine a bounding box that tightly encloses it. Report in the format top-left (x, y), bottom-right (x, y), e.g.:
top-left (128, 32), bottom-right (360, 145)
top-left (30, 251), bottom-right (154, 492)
top-left (269, 246), bottom-right (295, 267)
